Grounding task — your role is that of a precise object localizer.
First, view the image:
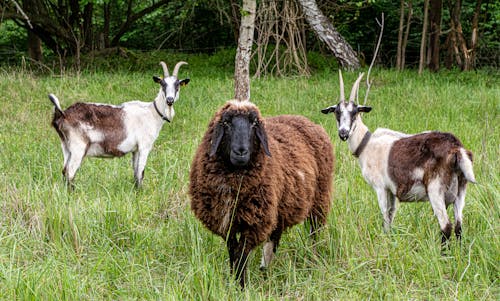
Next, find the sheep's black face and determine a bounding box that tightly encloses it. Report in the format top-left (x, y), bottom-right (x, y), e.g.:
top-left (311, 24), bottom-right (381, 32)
top-left (210, 110), bottom-right (271, 168)
top-left (228, 115), bottom-right (254, 166)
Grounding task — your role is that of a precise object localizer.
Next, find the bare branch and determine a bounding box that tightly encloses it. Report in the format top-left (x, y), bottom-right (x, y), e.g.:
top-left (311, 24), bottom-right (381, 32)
top-left (363, 13), bottom-right (384, 105)
top-left (9, 0), bottom-right (33, 29)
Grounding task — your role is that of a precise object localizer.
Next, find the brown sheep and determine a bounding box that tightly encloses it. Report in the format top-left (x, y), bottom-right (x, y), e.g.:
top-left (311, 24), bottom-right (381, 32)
top-left (189, 100), bottom-right (334, 288)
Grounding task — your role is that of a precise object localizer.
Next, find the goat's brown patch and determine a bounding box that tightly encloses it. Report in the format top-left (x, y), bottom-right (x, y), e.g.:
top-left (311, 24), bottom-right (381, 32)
top-left (388, 132), bottom-right (464, 200)
top-left (52, 103), bottom-right (127, 156)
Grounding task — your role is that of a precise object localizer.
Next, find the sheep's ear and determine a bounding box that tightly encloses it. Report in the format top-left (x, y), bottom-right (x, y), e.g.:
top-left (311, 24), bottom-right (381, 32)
top-left (180, 78), bottom-right (190, 86)
top-left (321, 105), bottom-right (336, 114)
top-left (209, 122), bottom-right (224, 157)
top-left (153, 76), bottom-right (162, 83)
top-left (358, 105), bottom-right (372, 113)
top-left (255, 122), bottom-right (271, 157)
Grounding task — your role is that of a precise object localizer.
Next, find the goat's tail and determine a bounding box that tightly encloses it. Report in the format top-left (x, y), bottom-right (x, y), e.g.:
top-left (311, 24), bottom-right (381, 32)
top-left (456, 148), bottom-right (476, 183)
top-left (48, 93), bottom-right (64, 118)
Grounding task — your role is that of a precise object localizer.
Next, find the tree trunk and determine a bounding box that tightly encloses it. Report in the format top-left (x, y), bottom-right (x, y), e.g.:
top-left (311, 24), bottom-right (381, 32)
top-left (428, 0), bottom-right (442, 72)
top-left (27, 31), bottom-right (43, 62)
top-left (396, 0), bottom-right (405, 70)
top-left (401, 1), bottom-right (413, 70)
top-left (418, 0), bottom-right (429, 74)
top-left (297, 0), bottom-right (360, 70)
top-left (234, 0), bottom-right (256, 102)
top-left (469, 0), bottom-right (482, 70)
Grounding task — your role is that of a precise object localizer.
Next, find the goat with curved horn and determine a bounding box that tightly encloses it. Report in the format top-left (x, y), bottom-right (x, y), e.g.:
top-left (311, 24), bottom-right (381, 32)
top-left (172, 61), bottom-right (188, 77)
top-left (159, 61), bottom-right (169, 77)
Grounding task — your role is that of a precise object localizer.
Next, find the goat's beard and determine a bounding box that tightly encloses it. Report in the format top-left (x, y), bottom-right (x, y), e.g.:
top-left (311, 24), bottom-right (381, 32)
top-left (165, 105), bottom-right (175, 121)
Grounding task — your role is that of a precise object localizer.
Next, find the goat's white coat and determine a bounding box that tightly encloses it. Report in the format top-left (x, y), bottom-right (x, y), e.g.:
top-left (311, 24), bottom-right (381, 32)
top-left (340, 112), bottom-right (475, 237)
top-left (49, 67), bottom-right (188, 187)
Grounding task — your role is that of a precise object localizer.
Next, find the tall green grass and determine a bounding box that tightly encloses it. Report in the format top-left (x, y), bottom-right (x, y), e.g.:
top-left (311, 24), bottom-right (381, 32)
top-left (0, 61), bottom-right (498, 300)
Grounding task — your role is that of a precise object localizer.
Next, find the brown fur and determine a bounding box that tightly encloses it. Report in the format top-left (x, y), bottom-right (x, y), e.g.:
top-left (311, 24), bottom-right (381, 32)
top-left (52, 103), bottom-right (127, 157)
top-left (189, 101), bottom-right (334, 288)
top-left (388, 131), bottom-right (471, 201)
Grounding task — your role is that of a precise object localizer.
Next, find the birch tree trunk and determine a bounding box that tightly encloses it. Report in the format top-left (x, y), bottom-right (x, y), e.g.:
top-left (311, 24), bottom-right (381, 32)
top-left (297, 0), bottom-right (360, 70)
top-left (234, 0), bottom-right (256, 102)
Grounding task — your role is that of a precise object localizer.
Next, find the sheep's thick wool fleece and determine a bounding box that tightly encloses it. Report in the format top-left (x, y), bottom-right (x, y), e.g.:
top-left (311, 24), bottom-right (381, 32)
top-left (189, 101), bottom-right (334, 247)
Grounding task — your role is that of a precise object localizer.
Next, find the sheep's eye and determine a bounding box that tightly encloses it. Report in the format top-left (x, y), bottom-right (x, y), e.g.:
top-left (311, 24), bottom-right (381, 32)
top-left (252, 120), bottom-right (258, 127)
top-left (222, 121), bottom-right (229, 127)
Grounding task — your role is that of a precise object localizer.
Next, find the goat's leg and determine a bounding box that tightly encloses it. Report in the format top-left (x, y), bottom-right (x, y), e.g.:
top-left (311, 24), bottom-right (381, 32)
top-left (428, 179), bottom-right (452, 247)
top-left (387, 192), bottom-right (397, 226)
top-left (133, 147), bottom-right (151, 188)
top-left (376, 188), bottom-right (393, 232)
top-left (260, 229), bottom-right (282, 270)
top-left (132, 151), bottom-right (140, 184)
top-left (64, 141), bottom-right (86, 188)
top-left (61, 142), bottom-right (70, 172)
top-left (454, 184), bottom-right (467, 241)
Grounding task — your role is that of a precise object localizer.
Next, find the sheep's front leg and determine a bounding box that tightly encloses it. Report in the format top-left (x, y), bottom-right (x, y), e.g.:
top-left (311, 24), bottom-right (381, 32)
top-left (133, 147), bottom-right (151, 188)
top-left (376, 188), bottom-right (393, 232)
top-left (260, 229), bottom-right (282, 271)
top-left (428, 178), bottom-right (452, 246)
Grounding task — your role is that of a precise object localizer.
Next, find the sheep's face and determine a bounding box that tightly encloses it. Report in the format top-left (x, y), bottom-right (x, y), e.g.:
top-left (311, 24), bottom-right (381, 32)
top-left (321, 101), bottom-right (371, 141)
top-left (210, 107), bottom-right (271, 168)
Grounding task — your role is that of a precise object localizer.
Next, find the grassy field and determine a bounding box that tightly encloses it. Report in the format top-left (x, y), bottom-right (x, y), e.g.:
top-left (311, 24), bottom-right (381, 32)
top-left (0, 56), bottom-right (498, 300)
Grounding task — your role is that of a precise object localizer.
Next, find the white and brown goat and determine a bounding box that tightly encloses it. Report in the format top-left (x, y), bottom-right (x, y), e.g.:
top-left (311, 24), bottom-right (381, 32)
top-left (49, 61), bottom-right (190, 188)
top-left (321, 71), bottom-right (476, 245)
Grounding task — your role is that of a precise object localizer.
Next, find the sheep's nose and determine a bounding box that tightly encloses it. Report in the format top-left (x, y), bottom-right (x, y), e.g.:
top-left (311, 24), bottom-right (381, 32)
top-left (234, 148), bottom-right (249, 157)
top-left (166, 97), bottom-right (174, 106)
top-left (339, 129), bottom-right (349, 141)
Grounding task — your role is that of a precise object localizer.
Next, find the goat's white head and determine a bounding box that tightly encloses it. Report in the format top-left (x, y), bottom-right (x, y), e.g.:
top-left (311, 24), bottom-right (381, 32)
top-left (321, 70), bottom-right (371, 141)
top-left (153, 61), bottom-right (190, 106)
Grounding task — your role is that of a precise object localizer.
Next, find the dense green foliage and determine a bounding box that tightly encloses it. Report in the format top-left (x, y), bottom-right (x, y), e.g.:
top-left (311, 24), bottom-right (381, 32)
top-left (1, 0), bottom-right (499, 68)
top-left (0, 52), bottom-right (498, 299)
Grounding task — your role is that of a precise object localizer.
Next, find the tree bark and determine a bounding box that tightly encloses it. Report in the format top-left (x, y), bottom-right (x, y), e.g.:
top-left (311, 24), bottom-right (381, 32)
top-left (234, 0), bottom-right (256, 102)
top-left (297, 0), bottom-right (360, 70)
top-left (418, 0), bottom-right (430, 74)
top-left (428, 0), bottom-right (442, 71)
top-left (396, 0), bottom-right (405, 70)
top-left (401, 1), bottom-right (413, 70)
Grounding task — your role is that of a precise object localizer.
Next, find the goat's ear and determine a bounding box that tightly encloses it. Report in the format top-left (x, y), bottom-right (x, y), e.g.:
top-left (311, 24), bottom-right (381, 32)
top-left (255, 122), bottom-right (271, 157)
top-left (358, 105), bottom-right (372, 113)
top-left (321, 105), bottom-right (336, 114)
top-left (180, 78), bottom-right (190, 86)
top-left (209, 122), bottom-right (224, 157)
top-left (153, 76), bottom-right (162, 83)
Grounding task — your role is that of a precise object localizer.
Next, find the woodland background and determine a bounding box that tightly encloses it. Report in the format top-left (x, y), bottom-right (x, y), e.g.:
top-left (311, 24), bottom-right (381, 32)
top-left (1, 0), bottom-right (499, 73)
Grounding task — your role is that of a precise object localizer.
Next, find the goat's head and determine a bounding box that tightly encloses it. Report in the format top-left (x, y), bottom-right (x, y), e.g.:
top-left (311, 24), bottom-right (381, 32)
top-left (321, 71), bottom-right (371, 141)
top-left (209, 101), bottom-right (271, 168)
top-left (153, 61), bottom-right (190, 106)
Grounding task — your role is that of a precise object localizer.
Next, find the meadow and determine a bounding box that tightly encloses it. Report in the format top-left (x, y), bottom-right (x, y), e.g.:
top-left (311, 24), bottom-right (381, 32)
top-left (0, 54), bottom-right (498, 300)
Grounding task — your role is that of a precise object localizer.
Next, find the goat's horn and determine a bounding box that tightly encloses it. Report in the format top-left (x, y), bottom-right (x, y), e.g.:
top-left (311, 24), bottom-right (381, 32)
top-left (349, 73), bottom-right (365, 102)
top-left (339, 70), bottom-right (345, 102)
top-left (159, 61), bottom-right (169, 77)
top-left (172, 61), bottom-right (188, 77)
